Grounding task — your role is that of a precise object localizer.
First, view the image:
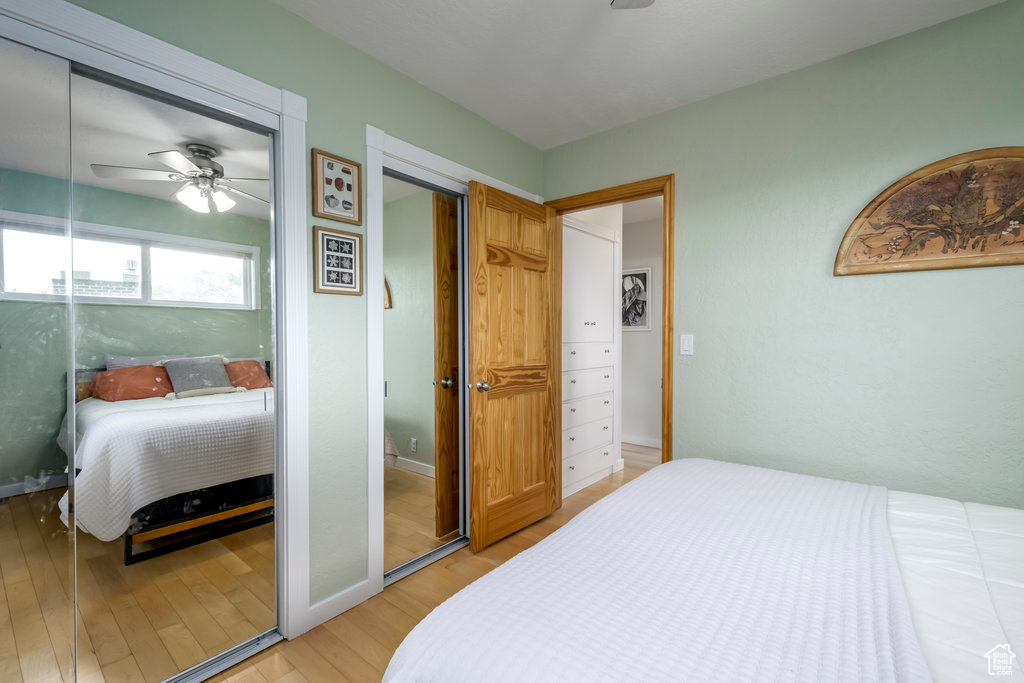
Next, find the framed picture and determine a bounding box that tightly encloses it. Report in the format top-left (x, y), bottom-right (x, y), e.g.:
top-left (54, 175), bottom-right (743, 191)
top-left (314, 226), bottom-right (362, 295)
top-left (622, 267), bottom-right (651, 331)
top-left (312, 148), bottom-right (362, 225)
top-left (835, 147), bottom-right (1024, 275)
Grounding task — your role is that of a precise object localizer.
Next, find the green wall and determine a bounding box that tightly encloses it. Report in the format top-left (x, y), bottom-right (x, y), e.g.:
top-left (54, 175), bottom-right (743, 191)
top-left (383, 191), bottom-right (436, 469)
top-left (63, 0), bottom-right (1024, 614)
top-left (543, 1), bottom-right (1024, 508)
top-left (0, 168), bottom-right (271, 486)
top-left (66, 0), bottom-right (543, 602)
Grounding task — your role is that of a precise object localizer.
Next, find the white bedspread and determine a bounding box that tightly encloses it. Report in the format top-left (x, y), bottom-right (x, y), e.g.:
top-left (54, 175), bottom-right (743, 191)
top-left (888, 491), bottom-right (1023, 682)
top-left (385, 459), bottom-right (931, 682)
top-left (58, 389), bottom-right (274, 541)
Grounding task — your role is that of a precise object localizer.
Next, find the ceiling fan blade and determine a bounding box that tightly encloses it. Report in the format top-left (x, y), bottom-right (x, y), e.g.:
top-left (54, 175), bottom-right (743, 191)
top-left (148, 150), bottom-right (201, 175)
top-left (91, 164), bottom-right (180, 181)
top-left (219, 177), bottom-right (270, 183)
top-left (220, 184), bottom-right (269, 204)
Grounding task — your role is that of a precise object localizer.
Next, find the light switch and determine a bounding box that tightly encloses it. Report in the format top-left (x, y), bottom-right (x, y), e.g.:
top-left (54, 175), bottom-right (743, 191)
top-left (679, 334), bottom-right (694, 356)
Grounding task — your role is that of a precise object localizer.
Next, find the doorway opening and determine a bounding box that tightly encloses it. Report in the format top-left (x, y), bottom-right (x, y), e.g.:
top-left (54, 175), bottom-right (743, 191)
top-left (548, 176), bottom-right (675, 464)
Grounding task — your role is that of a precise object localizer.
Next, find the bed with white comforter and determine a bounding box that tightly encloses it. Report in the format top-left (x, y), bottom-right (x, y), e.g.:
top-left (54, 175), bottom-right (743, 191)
top-left (57, 388), bottom-right (274, 541)
top-left (385, 459), bottom-right (1023, 682)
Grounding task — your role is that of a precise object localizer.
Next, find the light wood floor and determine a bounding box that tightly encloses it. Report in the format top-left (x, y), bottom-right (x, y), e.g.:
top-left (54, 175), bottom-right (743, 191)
top-left (1, 445), bottom-right (660, 682)
top-left (0, 489), bottom-right (276, 683)
top-left (214, 444), bottom-right (660, 683)
top-left (384, 466), bottom-right (459, 571)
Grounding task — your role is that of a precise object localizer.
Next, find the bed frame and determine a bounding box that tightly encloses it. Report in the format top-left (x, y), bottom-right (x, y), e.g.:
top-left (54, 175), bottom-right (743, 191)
top-left (70, 361), bottom-right (275, 564)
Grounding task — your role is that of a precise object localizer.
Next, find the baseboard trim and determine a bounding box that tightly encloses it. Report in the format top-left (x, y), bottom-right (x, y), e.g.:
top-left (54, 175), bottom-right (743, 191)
top-left (393, 456), bottom-right (435, 478)
top-left (621, 434), bottom-right (662, 449)
top-left (0, 473), bottom-right (68, 499)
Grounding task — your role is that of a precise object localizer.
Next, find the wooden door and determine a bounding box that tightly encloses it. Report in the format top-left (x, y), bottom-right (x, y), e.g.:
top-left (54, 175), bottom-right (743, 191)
top-left (467, 181), bottom-right (561, 552)
top-left (433, 193), bottom-right (460, 537)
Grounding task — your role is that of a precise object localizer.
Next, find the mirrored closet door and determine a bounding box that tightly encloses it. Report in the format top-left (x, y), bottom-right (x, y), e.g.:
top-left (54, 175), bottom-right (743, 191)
top-left (382, 173), bottom-right (464, 575)
top-left (0, 36), bottom-right (76, 682)
top-left (0, 33), bottom-right (279, 681)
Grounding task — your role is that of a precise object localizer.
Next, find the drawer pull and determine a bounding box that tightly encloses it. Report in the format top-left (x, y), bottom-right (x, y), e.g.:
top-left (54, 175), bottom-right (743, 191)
top-left (603, 374), bottom-right (610, 379)
top-left (570, 408), bottom-right (577, 413)
top-left (603, 426), bottom-right (609, 430)
top-left (569, 465), bottom-right (575, 471)
top-left (570, 379), bottom-right (577, 384)
top-left (569, 437), bottom-right (575, 441)
top-left (603, 400), bottom-right (610, 405)
top-left (570, 350), bottom-right (576, 355)
top-left (603, 451), bottom-right (609, 456)
top-left (604, 348), bottom-right (610, 353)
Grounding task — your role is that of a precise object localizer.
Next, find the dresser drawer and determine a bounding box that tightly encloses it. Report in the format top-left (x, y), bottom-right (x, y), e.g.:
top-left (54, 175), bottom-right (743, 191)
top-left (562, 416), bottom-right (612, 458)
top-left (562, 392), bottom-right (613, 430)
top-left (562, 343), bottom-right (614, 372)
top-left (563, 446), bottom-right (616, 486)
top-left (562, 367), bottom-right (613, 401)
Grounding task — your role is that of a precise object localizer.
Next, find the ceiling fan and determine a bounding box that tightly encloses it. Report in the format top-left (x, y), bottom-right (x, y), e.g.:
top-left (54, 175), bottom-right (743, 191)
top-left (90, 143), bottom-right (268, 214)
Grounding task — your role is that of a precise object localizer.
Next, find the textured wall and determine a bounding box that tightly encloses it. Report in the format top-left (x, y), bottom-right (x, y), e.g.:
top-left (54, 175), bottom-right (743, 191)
top-left (383, 190), bottom-right (436, 469)
top-left (544, 1), bottom-right (1024, 507)
top-left (0, 168), bottom-right (270, 487)
top-left (67, 0), bottom-right (543, 602)
top-left (621, 218), bottom-right (663, 447)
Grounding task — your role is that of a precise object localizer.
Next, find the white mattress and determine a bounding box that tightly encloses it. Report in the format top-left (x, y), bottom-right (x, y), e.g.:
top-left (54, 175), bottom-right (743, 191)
top-left (386, 458), bottom-right (932, 682)
top-left (58, 389), bottom-right (274, 541)
top-left (888, 491), bottom-right (1023, 682)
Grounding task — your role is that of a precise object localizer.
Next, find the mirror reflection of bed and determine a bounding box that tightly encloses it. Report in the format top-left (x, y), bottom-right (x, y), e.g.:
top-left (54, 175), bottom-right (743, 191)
top-left (0, 43), bottom-right (278, 681)
top-left (383, 174), bottom-right (462, 571)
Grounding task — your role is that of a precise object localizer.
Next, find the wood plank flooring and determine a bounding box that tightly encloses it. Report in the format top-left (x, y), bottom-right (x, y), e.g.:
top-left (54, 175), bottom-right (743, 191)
top-left (1, 445), bottom-right (660, 682)
top-left (383, 466), bottom-right (459, 571)
top-left (215, 444), bottom-right (660, 683)
top-left (0, 489), bottom-right (276, 683)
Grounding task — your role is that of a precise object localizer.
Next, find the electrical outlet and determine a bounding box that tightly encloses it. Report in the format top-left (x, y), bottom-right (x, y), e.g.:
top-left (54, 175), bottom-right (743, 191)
top-left (410, 438), bottom-right (418, 453)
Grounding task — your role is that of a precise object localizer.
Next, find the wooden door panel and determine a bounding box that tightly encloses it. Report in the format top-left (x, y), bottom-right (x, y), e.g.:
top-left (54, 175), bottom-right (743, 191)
top-left (433, 193), bottom-right (460, 538)
top-left (469, 181), bottom-right (561, 552)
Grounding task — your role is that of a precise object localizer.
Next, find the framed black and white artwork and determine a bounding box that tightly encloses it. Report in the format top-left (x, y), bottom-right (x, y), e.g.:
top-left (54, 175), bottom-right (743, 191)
top-left (621, 267), bottom-right (650, 331)
top-left (314, 226), bottom-right (362, 295)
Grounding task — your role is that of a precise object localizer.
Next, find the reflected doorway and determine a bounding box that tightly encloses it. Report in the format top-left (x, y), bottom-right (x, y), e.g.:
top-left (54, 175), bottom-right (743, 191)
top-left (382, 173), bottom-right (464, 573)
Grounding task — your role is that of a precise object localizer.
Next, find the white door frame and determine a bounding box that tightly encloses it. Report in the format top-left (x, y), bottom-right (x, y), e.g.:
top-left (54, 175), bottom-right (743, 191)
top-left (364, 125), bottom-right (542, 589)
top-left (0, 0), bottom-right (312, 642)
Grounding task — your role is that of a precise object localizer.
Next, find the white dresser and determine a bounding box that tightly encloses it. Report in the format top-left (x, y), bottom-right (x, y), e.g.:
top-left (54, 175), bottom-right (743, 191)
top-left (561, 207), bottom-right (623, 497)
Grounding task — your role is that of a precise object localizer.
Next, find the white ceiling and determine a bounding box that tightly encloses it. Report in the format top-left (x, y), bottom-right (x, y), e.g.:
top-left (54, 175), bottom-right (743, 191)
top-left (623, 196), bottom-right (662, 225)
top-left (0, 39), bottom-right (271, 219)
top-left (383, 175), bottom-right (427, 203)
top-left (273, 0), bottom-right (1000, 149)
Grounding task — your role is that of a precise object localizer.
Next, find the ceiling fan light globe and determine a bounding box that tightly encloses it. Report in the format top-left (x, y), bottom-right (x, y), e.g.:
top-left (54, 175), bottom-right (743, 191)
top-left (211, 189), bottom-right (236, 213)
top-left (176, 182), bottom-right (210, 213)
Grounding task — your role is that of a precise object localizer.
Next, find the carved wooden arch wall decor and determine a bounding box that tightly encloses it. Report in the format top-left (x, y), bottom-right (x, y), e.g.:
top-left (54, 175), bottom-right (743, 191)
top-left (835, 147), bottom-right (1024, 276)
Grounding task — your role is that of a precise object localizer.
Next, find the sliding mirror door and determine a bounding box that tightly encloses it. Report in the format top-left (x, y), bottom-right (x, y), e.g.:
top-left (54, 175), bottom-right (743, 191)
top-left (69, 73), bottom-right (277, 678)
top-left (382, 174), bottom-right (463, 573)
top-left (0, 36), bottom-right (76, 681)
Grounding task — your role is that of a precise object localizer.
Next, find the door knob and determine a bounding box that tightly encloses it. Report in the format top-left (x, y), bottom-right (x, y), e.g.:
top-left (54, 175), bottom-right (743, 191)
top-left (440, 377), bottom-right (454, 389)
top-left (475, 380), bottom-right (491, 392)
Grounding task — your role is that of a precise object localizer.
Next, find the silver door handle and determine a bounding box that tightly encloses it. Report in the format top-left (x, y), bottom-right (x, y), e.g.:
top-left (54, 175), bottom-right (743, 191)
top-left (475, 380), bottom-right (491, 392)
top-left (440, 377), bottom-right (454, 389)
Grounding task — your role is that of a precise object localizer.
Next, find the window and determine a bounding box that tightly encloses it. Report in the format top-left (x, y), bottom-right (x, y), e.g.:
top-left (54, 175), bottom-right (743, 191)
top-left (0, 211), bottom-right (260, 309)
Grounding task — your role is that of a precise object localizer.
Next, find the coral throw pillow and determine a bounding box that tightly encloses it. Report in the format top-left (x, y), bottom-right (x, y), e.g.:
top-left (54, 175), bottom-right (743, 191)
top-left (225, 360), bottom-right (273, 390)
top-left (91, 366), bottom-right (172, 401)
